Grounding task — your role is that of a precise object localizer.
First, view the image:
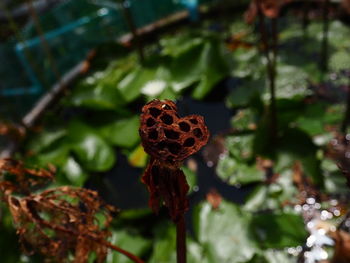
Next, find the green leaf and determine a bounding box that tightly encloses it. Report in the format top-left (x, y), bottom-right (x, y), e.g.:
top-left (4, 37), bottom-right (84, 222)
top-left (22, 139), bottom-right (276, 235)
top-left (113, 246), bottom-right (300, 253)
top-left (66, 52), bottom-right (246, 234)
top-left (329, 50), bottom-right (350, 72)
top-left (232, 48), bottom-right (264, 78)
top-left (69, 83), bottom-right (126, 110)
top-left (27, 129), bottom-right (67, 153)
top-left (216, 154), bottom-right (264, 186)
top-left (118, 67), bottom-right (156, 103)
top-left (267, 65), bottom-right (310, 100)
top-left (226, 77), bottom-right (265, 108)
top-left (244, 185), bottom-right (268, 212)
top-left (193, 200), bottom-right (258, 263)
top-left (69, 54), bottom-right (137, 110)
top-left (295, 102), bottom-right (343, 136)
top-left (61, 156), bottom-right (88, 186)
top-left (31, 145), bottom-right (69, 167)
top-left (182, 166), bottom-right (197, 194)
top-left (169, 41), bottom-right (203, 93)
top-left (169, 36), bottom-right (230, 98)
top-left (322, 159), bottom-right (349, 195)
top-left (217, 134), bottom-right (264, 186)
top-left (68, 121), bottom-right (116, 172)
top-left (107, 230), bottom-right (151, 263)
top-left (158, 85), bottom-right (178, 100)
top-left (251, 212), bottom-right (308, 249)
top-left (276, 99), bottom-right (304, 129)
top-left (161, 34), bottom-right (204, 57)
top-left (277, 128), bottom-right (323, 186)
top-left (0, 206), bottom-right (23, 263)
top-left (244, 170), bottom-right (298, 212)
top-left (326, 21), bottom-right (350, 49)
top-left (226, 134), bottom-right (254, 161)
top-left (248, 250), bottom-right (296, 263)
top-left (192, 40), bottom-right (231, 99)
top-left (98, 115), bottom-right (140, 148)
top-left (230, 108), bottom-right (257, 130)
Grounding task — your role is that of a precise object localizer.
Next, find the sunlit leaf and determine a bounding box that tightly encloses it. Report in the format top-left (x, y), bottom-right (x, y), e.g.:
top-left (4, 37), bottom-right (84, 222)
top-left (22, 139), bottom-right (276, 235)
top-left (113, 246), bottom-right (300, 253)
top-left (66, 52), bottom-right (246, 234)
top-left (68, 121), bottom-right (116, 172)
top-left (61, 157), bottom-right (88, 186)
top-left (329, 50), bottom-right (350, 72)
top-left (118, 67), bottom-right (156, 103)
top-left (216, 155), bottom-right (264, 186)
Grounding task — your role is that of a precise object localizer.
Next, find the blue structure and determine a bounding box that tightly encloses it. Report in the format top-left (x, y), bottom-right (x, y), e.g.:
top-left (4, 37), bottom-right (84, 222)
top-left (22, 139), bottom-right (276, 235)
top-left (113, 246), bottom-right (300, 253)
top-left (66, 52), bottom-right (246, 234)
top-left (0, 0), bottom-right (216, 119)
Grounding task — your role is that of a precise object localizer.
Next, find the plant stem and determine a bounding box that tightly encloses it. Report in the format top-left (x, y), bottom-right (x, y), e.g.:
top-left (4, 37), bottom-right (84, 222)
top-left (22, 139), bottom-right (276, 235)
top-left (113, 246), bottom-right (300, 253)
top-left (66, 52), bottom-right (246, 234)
top-left (119, 0), bottom-right (145, 64)
top-left (176, 215), bottom-right (187, 263)
top-left (302, 0), bottom-right (310, 37)
top-left (257, 0), bottom-right (278, 146)
top-left (341, 78), bottom-right (350, 138)
top-left (270, 17), bottom-right (278, 143)
top-left (320, 0), bottom-right (330, 72)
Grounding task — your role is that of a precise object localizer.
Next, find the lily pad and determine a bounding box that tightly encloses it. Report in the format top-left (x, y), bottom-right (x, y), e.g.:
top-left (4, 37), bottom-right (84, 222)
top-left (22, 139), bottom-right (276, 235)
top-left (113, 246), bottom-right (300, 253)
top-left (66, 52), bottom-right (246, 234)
top-left (97, 115), bottom-right (140, 149)
top-left (251, 212), bottom-right (308, 249)
top-left (68, 121), bottom-right (116, 172)
top-left (193, 200), bottom-right (258, 263)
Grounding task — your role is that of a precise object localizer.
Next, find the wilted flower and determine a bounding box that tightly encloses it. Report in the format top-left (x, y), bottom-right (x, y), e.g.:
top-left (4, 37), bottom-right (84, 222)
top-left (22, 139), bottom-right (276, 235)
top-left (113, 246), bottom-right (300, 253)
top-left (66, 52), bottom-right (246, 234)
top-left (139, 99), bottom-right (209, 221)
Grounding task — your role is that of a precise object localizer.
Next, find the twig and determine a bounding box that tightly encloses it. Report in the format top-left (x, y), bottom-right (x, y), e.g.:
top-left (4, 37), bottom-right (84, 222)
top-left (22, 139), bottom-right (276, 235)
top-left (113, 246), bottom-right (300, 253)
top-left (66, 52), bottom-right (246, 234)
top-left (26, 0), bottom-right (61, 82)
top-left (176, 215), bottom-right (187, 263)
top-left (320, 0), bottom-right (330, 72)
top-left (341, 78), bottom-right (350, 138)
top-left (257, 0), bottom-right (278, 146)
top-left (302, 0), bottom-right (310, 36)
top-left (0, 58), bottom-right (92, 158)
top-left (22, 60), bottom-right (89, 129)
top-left (118, 0), bottom-right (144, 64)
top-left (30, 211), bottom-right (145, 263)
top-left (270, 17), bottom-right (278, 142)
top-left (0, 0), bottom-right (63, 22)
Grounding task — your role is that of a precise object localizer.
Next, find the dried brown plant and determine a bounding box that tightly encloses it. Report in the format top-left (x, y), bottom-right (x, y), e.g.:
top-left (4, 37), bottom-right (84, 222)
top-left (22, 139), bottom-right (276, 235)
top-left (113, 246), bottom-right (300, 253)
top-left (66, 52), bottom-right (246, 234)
top-left (342, 0), bottom-right (350, 14)
top-left (244, 0), bottom-right (294, 23)
top-left (0, 159), bottom-right (144, 263)
top-left (139, 99), bottom-right (209, 222)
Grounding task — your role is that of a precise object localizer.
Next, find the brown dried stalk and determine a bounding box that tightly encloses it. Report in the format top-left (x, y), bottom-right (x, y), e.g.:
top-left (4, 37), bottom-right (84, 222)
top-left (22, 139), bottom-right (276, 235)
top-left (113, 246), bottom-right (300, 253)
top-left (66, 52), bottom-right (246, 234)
top-left (139, 99), bottom-right (209, 263)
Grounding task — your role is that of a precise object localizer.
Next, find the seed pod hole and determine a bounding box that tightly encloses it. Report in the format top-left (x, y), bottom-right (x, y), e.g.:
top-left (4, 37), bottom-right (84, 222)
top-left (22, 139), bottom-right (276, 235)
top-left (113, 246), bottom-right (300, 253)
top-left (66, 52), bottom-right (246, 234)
top-left (160, 114), bottom-right (173, 125)
top-left (183, 138), bottom-right (195, 147)
top-left (148, 130), bottom-right (158, 140)
top-left (157, 141), bottom-right (166, 150)
top-left (168, 142), bottom-right (181, 155)
top-left (179, 122), bottom-right (190, 132)
top-left (190, 119), bottom-right (198, 124)
top-left (146, 118), bottom-right (156, 127)
top-left (193, 128), bottom-right (203, 138)
top-left (165, 129), bottom-right (180, 140)
top-left (149, 108), bottom-right (161, 118)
